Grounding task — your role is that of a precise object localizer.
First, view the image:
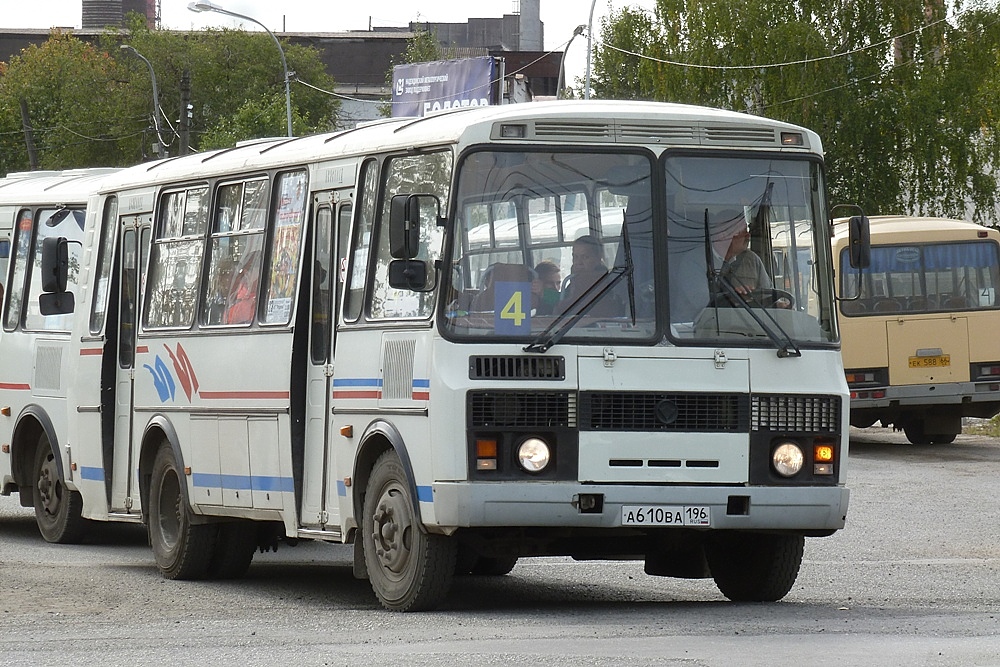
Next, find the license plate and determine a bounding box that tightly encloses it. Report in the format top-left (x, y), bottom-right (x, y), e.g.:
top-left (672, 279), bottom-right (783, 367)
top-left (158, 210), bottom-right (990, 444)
top-left (621, 505), bottom-right (711, 527)
top-left (909, 354), bottom-right (950, 368)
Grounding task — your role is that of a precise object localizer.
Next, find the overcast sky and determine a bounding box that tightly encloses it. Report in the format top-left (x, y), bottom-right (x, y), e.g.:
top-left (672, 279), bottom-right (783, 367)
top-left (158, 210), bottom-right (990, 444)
top-left (3, 1), bottom-right (658, 85)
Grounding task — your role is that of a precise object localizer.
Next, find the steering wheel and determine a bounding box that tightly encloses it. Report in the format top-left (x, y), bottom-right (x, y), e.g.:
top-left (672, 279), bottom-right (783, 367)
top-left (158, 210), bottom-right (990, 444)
top-left (711, 288), bottom-right (795, 310)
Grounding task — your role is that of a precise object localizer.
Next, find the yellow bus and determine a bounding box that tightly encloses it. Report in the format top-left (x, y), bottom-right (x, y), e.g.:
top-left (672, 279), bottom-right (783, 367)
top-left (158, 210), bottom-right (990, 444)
top-left (833, 215), bottom-right (1000, 444)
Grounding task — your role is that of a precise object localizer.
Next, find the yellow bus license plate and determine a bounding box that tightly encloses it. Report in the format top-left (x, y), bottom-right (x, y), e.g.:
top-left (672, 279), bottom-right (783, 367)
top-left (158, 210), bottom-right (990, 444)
top-left (909, 355), bottom-right (950, 368)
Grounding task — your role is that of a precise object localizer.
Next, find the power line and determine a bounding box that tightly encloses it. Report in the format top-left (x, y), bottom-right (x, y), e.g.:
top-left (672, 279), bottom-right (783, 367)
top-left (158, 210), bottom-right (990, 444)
top-left (602, 12), bottom-right (955, 71)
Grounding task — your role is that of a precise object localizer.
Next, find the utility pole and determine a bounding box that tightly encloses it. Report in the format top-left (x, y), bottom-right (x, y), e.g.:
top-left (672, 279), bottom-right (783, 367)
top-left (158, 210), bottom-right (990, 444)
top-left (19, 98), bottom-right (39, 170)
top-left (179, 70), bottom-right (192, 156)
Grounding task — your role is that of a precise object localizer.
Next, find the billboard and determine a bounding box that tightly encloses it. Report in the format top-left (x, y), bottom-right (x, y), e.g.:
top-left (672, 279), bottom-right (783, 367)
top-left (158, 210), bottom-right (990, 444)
top-left (392, 57), bottom-right (497, 118)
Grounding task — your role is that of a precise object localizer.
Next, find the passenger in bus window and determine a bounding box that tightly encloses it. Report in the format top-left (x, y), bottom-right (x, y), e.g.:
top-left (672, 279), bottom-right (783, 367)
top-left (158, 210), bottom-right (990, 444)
top-left (556, 234), bottom-right (621, 316)
top-left (712, 210), bottom-right (772, 295)
top-left (532, 259), bottom-right (561, 315)
top-left (225, 251), bottom-right (261, 324)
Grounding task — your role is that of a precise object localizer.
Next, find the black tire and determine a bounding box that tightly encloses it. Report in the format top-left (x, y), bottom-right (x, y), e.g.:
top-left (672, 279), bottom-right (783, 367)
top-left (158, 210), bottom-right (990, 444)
top-left (148, 443), bottom-right (216, 580)
top-left (207, 522), bottom-right (258, 579)
top-left (904, 421), bottom-right (955, 445)
top-left (706, 532), bottom-right (804, 602)
top-left (470, 556), bottom-right (518, 576)
top-left (454, 543), bottom-right (479, 575)
top-left (362, 450), bottom-right (456, 611)
top-left (32, 435), bottom-right (87, 544)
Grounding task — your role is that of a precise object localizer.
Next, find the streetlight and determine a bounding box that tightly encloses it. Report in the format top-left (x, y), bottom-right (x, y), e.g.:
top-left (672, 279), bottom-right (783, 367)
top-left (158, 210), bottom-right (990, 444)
top-left (558, 25), bottom-right (587, 99)
top-left (584, 0), bottom-right (598, 100)
top-left (187, 0), bottom-right (293, 137)
top-left (121, 44), bottom-right (167, 159)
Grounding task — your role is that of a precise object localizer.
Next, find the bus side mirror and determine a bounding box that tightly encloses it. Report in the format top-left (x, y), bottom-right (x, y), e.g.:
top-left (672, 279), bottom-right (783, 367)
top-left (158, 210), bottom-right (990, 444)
top-left (389, 195), bottom-right (421, 259)
top-left (39, 237), bottom-right (75, 315)
top-left (848, 215), bottom-right (870, 269)
top-left (41, 236), bottom-right (71, 293)
top-left (388, 259), bottom-right (430, 291)
top-left (389, 194), bottom-right (441, 259)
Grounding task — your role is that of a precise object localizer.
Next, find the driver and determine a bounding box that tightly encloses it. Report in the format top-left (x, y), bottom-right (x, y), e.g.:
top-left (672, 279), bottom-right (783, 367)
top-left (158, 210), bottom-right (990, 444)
top-left (712, 210), bottom-right (772, 295)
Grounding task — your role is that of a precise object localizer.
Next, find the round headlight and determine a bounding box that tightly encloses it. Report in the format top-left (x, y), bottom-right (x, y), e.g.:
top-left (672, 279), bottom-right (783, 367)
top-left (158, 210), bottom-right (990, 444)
top-left (772, 441), bottom-right (804, 477)
top-left (517, 437), bottom-right (551, 473)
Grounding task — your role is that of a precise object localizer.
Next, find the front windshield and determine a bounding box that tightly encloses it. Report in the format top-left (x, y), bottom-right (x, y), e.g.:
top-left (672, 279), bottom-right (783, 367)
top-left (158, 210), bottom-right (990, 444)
top-left (666, 154), bottom-right (837, 344)
top-left (442, 149), bottom-right (837, 347)
top-left (839, 241), bottom-right (1000, 314)
top-left (444, 150), bottom-right (655, 343)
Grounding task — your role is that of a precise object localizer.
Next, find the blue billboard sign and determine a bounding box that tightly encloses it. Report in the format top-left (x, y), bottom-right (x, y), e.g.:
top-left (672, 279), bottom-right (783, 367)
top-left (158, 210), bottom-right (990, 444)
top-left (392, 57), bottom-right (496, 118)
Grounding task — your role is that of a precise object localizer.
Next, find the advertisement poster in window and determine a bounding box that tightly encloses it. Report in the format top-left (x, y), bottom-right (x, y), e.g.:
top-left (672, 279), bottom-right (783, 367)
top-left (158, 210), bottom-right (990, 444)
top-left (266, 171), bottom-right (307, 324)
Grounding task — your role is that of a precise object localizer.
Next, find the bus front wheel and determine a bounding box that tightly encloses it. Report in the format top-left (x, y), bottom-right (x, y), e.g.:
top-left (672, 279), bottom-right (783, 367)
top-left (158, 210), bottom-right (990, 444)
top-left (362, 450), bottom-right (456, 611)
top-left (32, 435), bottom-right (86, 544)
top-left (706, 532), bottom-right (803, 602)
top-left (148, 443), bottom-right (216, 580)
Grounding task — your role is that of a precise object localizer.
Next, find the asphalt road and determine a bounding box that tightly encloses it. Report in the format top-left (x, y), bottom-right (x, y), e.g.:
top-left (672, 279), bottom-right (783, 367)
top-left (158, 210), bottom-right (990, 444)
top-left (1, 426), bottom-right (998, 666)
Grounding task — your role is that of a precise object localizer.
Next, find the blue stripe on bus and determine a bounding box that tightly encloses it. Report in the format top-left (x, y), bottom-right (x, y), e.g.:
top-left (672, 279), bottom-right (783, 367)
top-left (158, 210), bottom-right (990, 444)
top-left (190, 475), bottom-right (422, 500)
top-left (79, 466), bottom-right (105, 481)
top-left (412, 379), bottom-right (430, 388)
top-left (332, 378), bottom-right (383, 387)
top-left (191, 473), bottom-right (294, 493)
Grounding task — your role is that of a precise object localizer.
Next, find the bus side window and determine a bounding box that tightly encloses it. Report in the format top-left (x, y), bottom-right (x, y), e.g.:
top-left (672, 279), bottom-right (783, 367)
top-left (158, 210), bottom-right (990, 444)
top-left (202, 179), bottom-right (268, 327)
top-left (90, 197), bottom-right (119, 334)
top-left (262, 170), bottom-right (308, 325)
top-left (369, 151), bottom-right (450, 319)
top-left (344, 160), bottom-right (378, 322)
top-left (145, 187), bottom-right (209, 329)
top-left (4, 210), bottom-right (32, 331)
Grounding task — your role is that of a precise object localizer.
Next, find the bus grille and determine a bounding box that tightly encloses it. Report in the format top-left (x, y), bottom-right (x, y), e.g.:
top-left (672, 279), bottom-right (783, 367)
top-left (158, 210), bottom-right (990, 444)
top-left (469, 355), bottom-right (565, 380)
top-left (579, 392), bottom-right (748, 432)
top-left (468, 391), bottom-right (575, 428)
top-left (751, 394), bottom-right (841, 433)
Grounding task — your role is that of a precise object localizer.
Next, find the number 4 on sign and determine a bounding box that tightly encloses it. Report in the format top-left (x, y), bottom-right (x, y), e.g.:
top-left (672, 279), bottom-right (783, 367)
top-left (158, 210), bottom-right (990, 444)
top-left (494, 281), bottom-right (531, 334)
top-left (501, 290), bottom-right (525, 326)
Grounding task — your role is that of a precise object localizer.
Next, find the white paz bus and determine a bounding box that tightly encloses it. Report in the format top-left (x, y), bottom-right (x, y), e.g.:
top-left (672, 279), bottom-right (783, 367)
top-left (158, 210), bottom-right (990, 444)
top-left (0, 168), bottom-right (119, 542)
top-left (36, 101), bottom-right (864, 611)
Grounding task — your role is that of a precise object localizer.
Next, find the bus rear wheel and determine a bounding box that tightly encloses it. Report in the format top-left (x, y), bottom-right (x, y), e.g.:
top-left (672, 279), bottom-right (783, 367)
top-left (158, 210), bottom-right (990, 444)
top-left (362, 450), bottom-right (456, 611)
top-left (903, 420), bottom-right (957, 445)
top-left (706, 532), bottom-right (803, 602)
top-left (208, 521), bottom-right (258, 579)
top-left (148, 443), bottom-right (216, 580)
top-left (32, 435), bottom-right (86, 544)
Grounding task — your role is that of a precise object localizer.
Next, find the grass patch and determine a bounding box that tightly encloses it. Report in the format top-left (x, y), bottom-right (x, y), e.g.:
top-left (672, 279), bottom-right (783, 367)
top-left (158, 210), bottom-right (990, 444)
top-left (963, 415), bottom-right (1000, 436)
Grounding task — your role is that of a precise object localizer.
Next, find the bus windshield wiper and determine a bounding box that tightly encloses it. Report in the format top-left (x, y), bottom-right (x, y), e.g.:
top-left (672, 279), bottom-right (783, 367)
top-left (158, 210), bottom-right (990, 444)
top-left (715, 274), bottom-right (801, 358)
top-left (524, 213), bottom-right (635, 353)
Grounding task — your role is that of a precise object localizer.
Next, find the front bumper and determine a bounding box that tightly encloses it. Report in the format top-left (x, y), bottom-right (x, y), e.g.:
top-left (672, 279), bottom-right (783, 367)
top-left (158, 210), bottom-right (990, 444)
top-left (430, 481), bottom-right (848, 532)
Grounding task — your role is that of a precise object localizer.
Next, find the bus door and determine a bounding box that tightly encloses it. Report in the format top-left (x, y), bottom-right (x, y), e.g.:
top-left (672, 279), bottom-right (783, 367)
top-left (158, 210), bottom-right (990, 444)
top-left (110, 215), bottom-right (150, 513)
top-left (301, 190), bottom-right (351, 530)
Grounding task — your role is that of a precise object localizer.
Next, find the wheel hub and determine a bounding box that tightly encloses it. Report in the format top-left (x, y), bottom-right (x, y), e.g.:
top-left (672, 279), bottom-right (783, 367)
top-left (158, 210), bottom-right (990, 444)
top-left (372, 488), bottom-right (412, 575)
top-left (36, 455), bottom-right (59, 515)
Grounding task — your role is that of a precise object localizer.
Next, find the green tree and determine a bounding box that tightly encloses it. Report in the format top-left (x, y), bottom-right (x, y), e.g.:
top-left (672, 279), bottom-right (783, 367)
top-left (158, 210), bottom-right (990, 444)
top-left (593, 1), bottom-right (1000, 224)
top-left (105, 15), bottom-right (339, 152)
top-left (0, 15), bottom-right (340, 172)
top-left (0, 31), bottom-right (133, 173)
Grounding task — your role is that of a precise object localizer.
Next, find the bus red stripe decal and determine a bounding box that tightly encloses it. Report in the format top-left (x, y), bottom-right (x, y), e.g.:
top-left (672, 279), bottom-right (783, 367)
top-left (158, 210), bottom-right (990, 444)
top-left (198, 391), bottom-right (290, 400)
top-left (332, 390), bottom-right (382, 399)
